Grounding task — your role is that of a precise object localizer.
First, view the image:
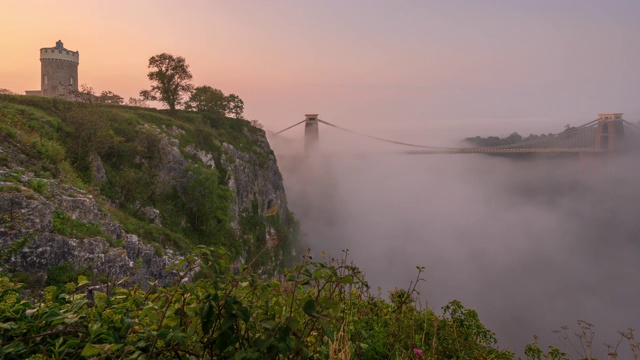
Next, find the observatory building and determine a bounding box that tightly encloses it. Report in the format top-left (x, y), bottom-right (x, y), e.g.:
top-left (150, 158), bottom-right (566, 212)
top-left (25, 40), bottom-right (79, 97)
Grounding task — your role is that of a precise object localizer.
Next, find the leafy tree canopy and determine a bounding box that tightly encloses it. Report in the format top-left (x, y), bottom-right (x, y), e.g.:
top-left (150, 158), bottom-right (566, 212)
top-left (140, 53), bottom-right (194, 111)
top-left (225, 93), bottom-right (244, 119)
top-left (185, 85), bottom-right (245, 119)
top-left (185, 85), bottom-right (227, 114)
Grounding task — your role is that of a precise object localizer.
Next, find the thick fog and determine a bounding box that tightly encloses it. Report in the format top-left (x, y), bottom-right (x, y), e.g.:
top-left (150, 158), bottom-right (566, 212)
top-left (268, 119), bottom-right (640, 357)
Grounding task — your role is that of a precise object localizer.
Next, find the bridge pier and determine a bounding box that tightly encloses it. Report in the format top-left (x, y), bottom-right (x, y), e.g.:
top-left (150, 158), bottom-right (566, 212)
top-left (595, 113), bottom-right (625, 151)
top-left (304, 114), bottom-right (319, 152)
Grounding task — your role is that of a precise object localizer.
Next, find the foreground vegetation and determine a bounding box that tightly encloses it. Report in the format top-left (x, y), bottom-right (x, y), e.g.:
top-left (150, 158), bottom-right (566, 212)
top-left (5, 246), bottom-right (640, 360)
top-left (5, 247), bottom-right (636, 360)
top-left (1, 248), bottom-right (516, 359)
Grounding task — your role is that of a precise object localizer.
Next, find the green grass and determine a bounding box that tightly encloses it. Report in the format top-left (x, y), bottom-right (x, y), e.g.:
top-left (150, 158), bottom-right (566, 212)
top-left (51, 210), bottom-right (106, 239)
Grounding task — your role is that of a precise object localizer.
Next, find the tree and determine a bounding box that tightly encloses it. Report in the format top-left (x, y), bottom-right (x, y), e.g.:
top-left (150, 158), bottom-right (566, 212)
top-left (67, 84), bottom-right (97, 103)
top-left (140, 53), bottom-right (193, 110)
top-left (0, 88), bottom-right (15, 95)
top-left (184, 86), bottom-right (246, 119)
top-left (182, 164), bottom-right (232, 246)
top-left (62, 107), bottom-right (112, 163)
top-left (185, 85), bottom-right (227, 114)
top-left (224, 93), bottom-right (244, 119)
top-left (97, 90), bottom-right (124, 105)
top-left (126, 97), bottom-right (148, 107)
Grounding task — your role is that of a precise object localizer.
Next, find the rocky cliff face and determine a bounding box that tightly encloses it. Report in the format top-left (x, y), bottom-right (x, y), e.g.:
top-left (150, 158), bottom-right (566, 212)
top-left (221, 133), bottom-right (289, 227)
top-left (0, 170), bottom-right (183, 287)
top-left (0, 99), bottom-right (295, 287)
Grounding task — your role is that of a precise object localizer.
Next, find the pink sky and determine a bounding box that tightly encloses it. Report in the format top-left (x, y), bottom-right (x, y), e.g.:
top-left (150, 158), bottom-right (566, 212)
top-left (2, 0), bottom-right (639, 137)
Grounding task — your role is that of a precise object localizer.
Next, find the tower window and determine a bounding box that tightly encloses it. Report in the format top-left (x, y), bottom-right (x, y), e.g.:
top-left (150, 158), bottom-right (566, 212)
top-left (44, 75), bottom-right (48, 85)
top-left (70, 77), bottom-right (74, 85)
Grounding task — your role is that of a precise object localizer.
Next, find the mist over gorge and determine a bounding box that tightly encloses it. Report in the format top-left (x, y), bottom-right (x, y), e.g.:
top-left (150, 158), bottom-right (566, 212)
top-left (270, 123), bottom-right (640, 355)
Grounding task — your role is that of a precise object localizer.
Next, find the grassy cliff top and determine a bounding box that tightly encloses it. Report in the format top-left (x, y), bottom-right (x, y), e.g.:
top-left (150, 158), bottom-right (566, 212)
top-left (0, 94), bottom-right (269, 161)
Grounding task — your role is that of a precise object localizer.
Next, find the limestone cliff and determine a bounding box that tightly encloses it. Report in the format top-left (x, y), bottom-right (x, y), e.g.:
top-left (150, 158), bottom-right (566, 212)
top-left (0, 95), bottom-right (298, 287)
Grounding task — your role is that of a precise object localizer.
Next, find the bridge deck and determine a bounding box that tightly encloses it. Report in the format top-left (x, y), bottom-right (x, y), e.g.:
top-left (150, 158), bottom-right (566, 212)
top-left (405, 148), bottom-right (602, 154)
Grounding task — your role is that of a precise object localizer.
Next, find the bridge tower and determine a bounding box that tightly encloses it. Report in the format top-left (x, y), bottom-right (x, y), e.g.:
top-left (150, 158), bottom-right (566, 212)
top-left (304, 114), bottom-right (319, 151)
top-left (595, 113), bottom-right (625, 151)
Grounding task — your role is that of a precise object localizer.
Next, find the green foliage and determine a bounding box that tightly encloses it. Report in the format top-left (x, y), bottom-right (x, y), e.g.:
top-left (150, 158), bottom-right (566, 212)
top-left (109, 206), bottom-right (191, 253)
top-left (26, 178), bottom-right (48, 195)
top-left (0, 249), bottom-right (516, 359)
top-left (180, 164), bottom-right (234, 248)
top-left (224, 93), bottom-right (245, 119)
top-left (239, 201), bottom-right (269, 267)
top-left (59, 106), bottom-right (112, 167)
top-left (51, 210), bottom-right (105, 239)
top-left (45, 262), bottom-right (78, 288)
top-left (185, 85), bottom-right (227, 114)
top-left (140, 53), bottom-right (194, 111)
top-left (185, 86), bottom-right (245, 119)
top-left (524, 338), bottom-right (569, 360)
top-left (436, 300), bottom-right (508, 359)
top-left (238, 200), bottom-right (300, 274)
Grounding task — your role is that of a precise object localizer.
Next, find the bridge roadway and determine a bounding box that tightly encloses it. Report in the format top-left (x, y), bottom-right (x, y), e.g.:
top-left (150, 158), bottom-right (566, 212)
top-left (405, 147), bottom-right (603, 154)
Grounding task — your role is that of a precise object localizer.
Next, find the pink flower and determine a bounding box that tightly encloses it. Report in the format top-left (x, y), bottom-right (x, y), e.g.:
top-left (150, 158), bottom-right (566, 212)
top-left (413, 348), bottom-right (424, 360)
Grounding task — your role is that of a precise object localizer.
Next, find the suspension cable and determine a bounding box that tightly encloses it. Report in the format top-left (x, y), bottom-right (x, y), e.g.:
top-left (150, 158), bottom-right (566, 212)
top-left (274, 119), bottom-right (306, 135)
top-left (623, 120), bottom-right (640, 131)
top-left (318, 119), bottom-right (601, 150)
top-left (317, 119), bottom-right (447, 149)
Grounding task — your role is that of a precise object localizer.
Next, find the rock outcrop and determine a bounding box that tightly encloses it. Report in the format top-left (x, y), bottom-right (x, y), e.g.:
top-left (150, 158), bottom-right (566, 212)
top-left (0, 172), bottom-right (185, 287)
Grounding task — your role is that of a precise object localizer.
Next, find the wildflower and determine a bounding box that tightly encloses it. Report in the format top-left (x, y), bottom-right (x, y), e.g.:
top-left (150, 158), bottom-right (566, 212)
top-left (413, 348), bottom-right (425, 360)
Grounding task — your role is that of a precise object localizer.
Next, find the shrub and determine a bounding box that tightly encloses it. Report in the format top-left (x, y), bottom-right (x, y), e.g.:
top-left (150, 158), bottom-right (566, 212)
top-left (44, 261), bottom-right (77, 287)
top-left (51, 210), bottom-right (105, 239)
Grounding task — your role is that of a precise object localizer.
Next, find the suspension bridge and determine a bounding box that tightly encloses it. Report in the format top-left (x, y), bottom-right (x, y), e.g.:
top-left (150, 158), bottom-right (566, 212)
top-left (274, 113), bottom-right (640, 155)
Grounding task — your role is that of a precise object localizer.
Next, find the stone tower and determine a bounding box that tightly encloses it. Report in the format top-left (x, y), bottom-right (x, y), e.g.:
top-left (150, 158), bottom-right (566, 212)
top-left (304, 114), bottom-right (319, 152)
top-left (38, 40), bottom-right (79, 97)
top-left (594, 113), bottom-right (625, 151)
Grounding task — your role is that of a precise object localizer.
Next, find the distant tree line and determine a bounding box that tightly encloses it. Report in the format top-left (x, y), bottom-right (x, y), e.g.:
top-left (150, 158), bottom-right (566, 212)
top-left (465, 131), bottom-right (557, 147)
top-left (464, 124), bottom-right (580, 148)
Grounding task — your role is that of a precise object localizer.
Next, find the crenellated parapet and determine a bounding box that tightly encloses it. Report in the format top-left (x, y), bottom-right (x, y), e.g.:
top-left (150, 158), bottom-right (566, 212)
top-left (40, 47), bottom-right (79, 63)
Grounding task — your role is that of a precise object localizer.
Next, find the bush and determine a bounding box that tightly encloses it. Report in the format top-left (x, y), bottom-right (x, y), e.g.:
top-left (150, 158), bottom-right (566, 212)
top-left (44, 261), bottom-right (77, 287)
